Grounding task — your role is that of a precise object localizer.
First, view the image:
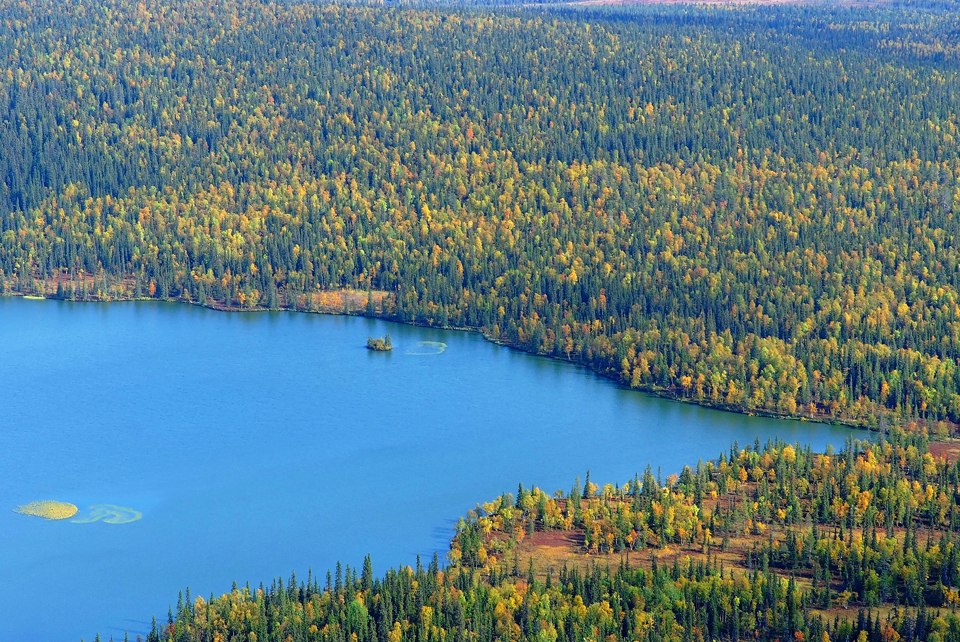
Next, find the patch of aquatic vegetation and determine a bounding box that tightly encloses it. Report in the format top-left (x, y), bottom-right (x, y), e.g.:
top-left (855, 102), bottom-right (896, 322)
top-left (72, 504), bottom-right (142, 524)
top-left (406, 341), bottom-right (446, 355)
top-left (14, 500), bottom-right (78, 520)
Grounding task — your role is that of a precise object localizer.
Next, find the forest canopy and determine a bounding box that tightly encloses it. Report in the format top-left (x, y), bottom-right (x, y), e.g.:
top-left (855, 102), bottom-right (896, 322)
top-left (142, 429), bottom-right (960, 642)
top-left (2, 0), bottom-right (960, 426)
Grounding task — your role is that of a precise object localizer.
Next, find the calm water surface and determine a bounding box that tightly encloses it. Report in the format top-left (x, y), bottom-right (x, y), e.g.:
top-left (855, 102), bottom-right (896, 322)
top-left (0, 297), bottom-right (857, 640)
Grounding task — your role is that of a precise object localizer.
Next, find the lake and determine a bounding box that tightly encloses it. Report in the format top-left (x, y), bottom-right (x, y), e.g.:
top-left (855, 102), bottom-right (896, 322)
top-left (0, 297), bottom-right (857, 641)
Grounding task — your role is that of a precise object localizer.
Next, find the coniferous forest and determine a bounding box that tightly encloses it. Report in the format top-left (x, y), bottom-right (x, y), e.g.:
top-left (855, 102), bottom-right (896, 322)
top-left (140, 429), bottom-right (960, 642)
top-left (9, 0), bottom-right (960, 640)
top-left (3, 0), bottom-right (960, 426)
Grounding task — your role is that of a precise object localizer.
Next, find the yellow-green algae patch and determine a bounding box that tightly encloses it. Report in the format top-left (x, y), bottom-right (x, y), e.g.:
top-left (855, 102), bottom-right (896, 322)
top-left (406, 341), bottom-right (446, 355)
top-left (72, 504), bottom-right (141, 524)
top-left (14, 501), bottom-right (79, 520)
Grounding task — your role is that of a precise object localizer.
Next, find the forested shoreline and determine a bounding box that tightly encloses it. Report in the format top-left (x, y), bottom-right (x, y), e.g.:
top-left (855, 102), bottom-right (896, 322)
top-left (124, 429), bottom-right (960, 642)
top-left (3, 0), bottom-right (960, 428)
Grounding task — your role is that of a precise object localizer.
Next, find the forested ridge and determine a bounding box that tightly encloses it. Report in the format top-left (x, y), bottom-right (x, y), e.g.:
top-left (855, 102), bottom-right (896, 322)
top-left (126, 430), bottom-right (960, 642)
top-left (4, 0), bottom-right (960, 425)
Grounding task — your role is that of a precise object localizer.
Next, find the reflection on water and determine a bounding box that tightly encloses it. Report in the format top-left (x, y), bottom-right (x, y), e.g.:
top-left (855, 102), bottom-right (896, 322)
top-left (0, 297), bottom-right (858, 641)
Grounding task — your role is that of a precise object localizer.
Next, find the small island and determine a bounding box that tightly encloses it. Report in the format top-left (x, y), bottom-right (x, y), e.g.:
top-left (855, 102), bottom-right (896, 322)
top-left (366, 335), bottom-right (392, 351)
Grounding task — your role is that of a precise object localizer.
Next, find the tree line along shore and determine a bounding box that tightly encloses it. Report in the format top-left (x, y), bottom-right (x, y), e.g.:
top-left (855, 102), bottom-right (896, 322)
top-left (3, 0), bottom-right (960, 431)
top-left (126, 427), bottom-right (960, 642)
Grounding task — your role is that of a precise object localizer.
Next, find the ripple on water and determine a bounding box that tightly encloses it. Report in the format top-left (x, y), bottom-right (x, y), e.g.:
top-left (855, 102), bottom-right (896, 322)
top-left (406, 341), bottom-right (446, 355)
top-left (13, 501), bottom-right (142, 523)
top-left (72, 504), bottom-right (142, 524)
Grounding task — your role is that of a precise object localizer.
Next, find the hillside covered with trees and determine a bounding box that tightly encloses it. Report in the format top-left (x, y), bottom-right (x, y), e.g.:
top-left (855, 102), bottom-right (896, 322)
top-left (133, 429), bottom-right (960, 642)
top-left (3, 0), bottom-right (960, 426)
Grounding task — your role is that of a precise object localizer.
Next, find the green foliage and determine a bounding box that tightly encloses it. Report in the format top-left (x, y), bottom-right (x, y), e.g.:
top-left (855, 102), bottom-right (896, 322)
top-left (367, 335), bottom-right (393, 350)
top-left (3, 2), bottom-right (960, 426)
top-left (149, 431), bottom-right (960, 642)
top-left (466, 427), bottom-right (960, 611)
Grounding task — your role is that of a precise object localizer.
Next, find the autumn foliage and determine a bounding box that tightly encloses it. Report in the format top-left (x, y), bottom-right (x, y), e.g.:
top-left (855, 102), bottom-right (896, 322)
top-left (2, 0), bottom-right (960, 429)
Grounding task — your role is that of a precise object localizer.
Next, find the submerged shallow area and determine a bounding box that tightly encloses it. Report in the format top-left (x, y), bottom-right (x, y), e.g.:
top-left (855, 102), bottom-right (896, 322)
top-left (0, 297), bottom-right (856, 640)
top-left (14, 500), bottom-right (79, 520)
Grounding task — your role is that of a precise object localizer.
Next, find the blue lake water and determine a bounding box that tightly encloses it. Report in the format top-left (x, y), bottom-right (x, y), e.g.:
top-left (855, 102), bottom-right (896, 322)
top-left (0, 297), bottom-right (857, 641)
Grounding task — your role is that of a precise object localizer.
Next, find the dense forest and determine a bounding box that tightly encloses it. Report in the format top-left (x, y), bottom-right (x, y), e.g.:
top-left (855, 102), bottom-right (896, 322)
top-left (3, 0), bottom-right (960, 426)
top-left (121, 428), bottom-right (960, 642)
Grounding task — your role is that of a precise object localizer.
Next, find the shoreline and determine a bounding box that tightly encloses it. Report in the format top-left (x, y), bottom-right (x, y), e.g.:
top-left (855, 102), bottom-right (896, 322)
top-left (2, 289), bottom-right (883, 434)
